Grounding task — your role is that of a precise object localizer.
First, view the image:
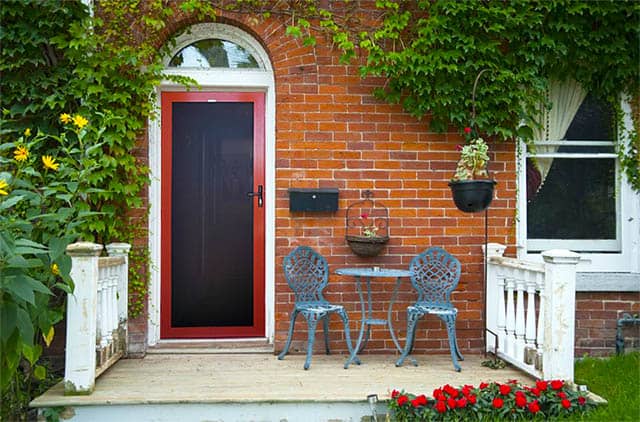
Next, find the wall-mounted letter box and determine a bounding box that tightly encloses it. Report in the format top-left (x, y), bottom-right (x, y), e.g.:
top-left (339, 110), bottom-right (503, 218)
top-left (288, 188), bottom-right (339, 212)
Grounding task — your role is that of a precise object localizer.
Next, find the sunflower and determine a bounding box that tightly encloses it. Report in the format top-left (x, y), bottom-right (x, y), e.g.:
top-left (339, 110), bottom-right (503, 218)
top-left (72, 114), bottom-right (89, 129)
top-left (0, 179), bottom-right (9, 195)
top-left (42, 155), bottom-right (60, 171)
top-left (14, 145), bottom-right (29, 162)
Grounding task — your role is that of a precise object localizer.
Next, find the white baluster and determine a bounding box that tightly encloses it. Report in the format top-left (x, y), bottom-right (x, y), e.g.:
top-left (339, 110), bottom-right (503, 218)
top-left (496, 274), bottom-right (507, 353)
top-left (525, 274), bottom-right (537, 347)
top-left (514, 273), bottom-right (526, 362)
top-left (536, 271), bottom-right (545, 354)
top-left (99, 269), bottom-right (109, 348)
top-left (505, 276), bottom-right (516, 357)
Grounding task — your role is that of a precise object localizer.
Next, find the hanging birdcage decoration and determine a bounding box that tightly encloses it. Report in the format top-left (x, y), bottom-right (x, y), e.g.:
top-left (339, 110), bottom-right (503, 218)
top-left (345, 190), bottom-right (389, 257)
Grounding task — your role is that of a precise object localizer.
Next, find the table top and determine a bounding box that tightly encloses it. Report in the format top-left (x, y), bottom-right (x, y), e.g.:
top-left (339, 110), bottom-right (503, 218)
top-left (335, 267), bottom-right (412, 278)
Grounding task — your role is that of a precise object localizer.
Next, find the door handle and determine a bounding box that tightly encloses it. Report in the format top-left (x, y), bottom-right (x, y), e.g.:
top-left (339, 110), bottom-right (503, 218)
top-left (247, 184), bottom-right (263, 208)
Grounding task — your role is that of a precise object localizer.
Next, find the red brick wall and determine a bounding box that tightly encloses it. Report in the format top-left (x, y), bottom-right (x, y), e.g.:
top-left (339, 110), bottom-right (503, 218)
top-left (575, 292), bottom-right (640, 356)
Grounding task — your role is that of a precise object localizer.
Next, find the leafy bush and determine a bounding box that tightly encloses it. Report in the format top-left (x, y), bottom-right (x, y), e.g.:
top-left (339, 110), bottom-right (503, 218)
top-left (388, 379), bottom-right (595, 421)
top-left (0, 114), bottom-right (101, 420)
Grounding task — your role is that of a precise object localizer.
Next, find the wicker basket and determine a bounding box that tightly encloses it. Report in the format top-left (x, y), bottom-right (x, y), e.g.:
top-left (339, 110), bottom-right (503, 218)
top-left (346, 235), bottom-right (389, 257)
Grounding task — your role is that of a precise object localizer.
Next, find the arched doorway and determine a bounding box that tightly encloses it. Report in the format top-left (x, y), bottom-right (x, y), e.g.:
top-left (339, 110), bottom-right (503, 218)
top-left (148, 23), bottom-right (275, 345)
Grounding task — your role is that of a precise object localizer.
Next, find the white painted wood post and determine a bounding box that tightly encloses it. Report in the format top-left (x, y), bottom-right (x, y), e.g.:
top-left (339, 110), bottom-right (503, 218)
top-left (105, 243), bottom-right (131, 325)
top-left (64, 242), bottom-right (103, 394)
top-left (541, 249), bottom-right (580, 382)
top-left (514, 275), bottom-right (526, 361)
top-left (483, 243), bottom-right (506, 353)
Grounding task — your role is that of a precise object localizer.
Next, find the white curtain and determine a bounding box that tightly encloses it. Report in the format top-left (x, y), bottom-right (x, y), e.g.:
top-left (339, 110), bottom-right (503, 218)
top-left (532, 79), bottom-right (587, 182)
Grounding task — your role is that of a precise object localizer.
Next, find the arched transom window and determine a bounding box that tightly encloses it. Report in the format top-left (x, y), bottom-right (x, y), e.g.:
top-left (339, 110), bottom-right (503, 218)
top-left (169, 39), bottom-right (259, 69)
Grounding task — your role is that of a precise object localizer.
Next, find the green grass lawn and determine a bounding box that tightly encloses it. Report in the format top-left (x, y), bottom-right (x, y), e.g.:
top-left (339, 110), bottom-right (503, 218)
top-left (571, 352), bottom-right (640, 421)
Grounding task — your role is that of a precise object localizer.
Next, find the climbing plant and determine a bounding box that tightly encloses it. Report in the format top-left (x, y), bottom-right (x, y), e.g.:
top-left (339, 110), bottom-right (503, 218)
top-left (357, 0), bottom-right (640, 189)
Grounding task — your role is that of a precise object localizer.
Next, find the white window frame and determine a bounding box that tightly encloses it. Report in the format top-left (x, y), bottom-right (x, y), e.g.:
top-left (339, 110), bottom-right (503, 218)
top-left (517, 99), bottom-right (640, 273)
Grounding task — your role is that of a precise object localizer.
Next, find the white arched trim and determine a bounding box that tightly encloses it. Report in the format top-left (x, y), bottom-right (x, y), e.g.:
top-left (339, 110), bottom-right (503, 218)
top-left (148, 23), bottom-right (276, 346)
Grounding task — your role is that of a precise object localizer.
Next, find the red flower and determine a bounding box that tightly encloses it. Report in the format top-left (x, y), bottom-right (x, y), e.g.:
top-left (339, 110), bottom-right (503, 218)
top-left (461, 386), bottom-right (472, 397)
top-left (464, 127), bottom-right (472, 134)
top-left (561, 399), bottom-right (571, 409)
top-left (456, 398), bottom-right (468, 408)
top-left (433, 388), bottom-right (444, 400)
top-left (536, 380), bottom-right (548, 391)
top-left (557, 391), bottom-right (567, 399)
top-left (416, 394), bottom-right (427, 406)
top-left (528, 400), bottom-right (540, 414)
top-left (508, 379), bottom-right (519, 384)
top-left (530, 388), bottom-right (541, 397)
top-left (411, 398), bottom-right (422, 408)
top-left (444, 384), bottom-right (459, 398)
top-left (479, 382), bottom-right (489, 390)
top-left (499, 384), bottom-right (512, 395)
top-left (551, 380), bottom-right (564, 390)
top-left (515, 394), bottom-right (528, 408)
top-left (456, 144), bottom-right (464, 151)
top-left (468, 394), bottom-right (477, 405)
top-left (391, 389), bottom-right (400, 399)
top-left (434, 400), bottom-right (447, 413)
top-left (397, 395), bottom-right (408, 406)
top-left (578, 396), bottom-right (586, 406)
top-left (492, 397), bottom-right (504, 409)
top-left (447, 397), bottom-right (457, 410)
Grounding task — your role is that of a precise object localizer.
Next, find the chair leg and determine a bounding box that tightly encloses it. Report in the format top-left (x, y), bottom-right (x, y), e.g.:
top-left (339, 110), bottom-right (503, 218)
top-left (396, 311), bottom-right (421, 367)
top-left (323, 315), bottom-right (330, 355)
top-left (278, 309), bottom-right (299, 361)
top-left (303, 312), bottom-right (320, 370)
top-left (439, 314), bottom-right (462, 372)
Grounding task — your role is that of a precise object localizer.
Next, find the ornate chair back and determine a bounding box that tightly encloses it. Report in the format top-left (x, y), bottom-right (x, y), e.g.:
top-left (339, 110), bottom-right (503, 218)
top-left (283, 246), bottom-right (329, 305)
top-left (409, 247), bottom-right (461, 308)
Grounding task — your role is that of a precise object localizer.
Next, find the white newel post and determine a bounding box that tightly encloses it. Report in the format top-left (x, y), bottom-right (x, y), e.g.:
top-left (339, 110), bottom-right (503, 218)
top-left (64, 242), bottom-right (103, 394)
top-left (483, 243), bottom-right (506, 353)
top-left (541, 249), bottom-right (580, 382)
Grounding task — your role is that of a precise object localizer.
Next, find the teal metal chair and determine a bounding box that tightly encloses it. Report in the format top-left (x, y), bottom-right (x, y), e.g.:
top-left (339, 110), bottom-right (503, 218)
top-left (278, 246), bottom-right (357, 370)
top-left (396, 247), bottom-right (464, 371)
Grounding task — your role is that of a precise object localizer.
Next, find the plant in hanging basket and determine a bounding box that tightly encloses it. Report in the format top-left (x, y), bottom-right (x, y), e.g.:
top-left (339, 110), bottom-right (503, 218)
top-left (345, 192), bottom-right (389, 257)
top-left (448, 127), bottom-right (496, 213)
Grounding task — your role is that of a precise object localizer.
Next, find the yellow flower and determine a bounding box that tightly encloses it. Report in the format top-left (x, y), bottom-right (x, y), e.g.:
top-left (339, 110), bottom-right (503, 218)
top-left (60, 113), bottom-right (72, 124)
top-left (51, 263), bottom-right (60, 276)
top-left (42, 155), bottom-right (59, 171)
top-left (0, 179), bottom-right (9, 196)
top-left (24, 128), bottom-right (31, 137)
top-left (72, 114), bottom-right (89, 129)
top-left (14, 145), bottom-right (29, 162)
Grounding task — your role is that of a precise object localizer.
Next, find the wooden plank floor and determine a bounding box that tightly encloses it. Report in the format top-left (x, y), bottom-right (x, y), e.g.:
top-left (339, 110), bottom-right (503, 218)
top-left (32, 353), bottom-right (533, 407)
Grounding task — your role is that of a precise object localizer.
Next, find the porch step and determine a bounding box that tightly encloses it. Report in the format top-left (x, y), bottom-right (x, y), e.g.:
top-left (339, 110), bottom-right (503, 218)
top-left (147, 338), bottom-right (273, 355)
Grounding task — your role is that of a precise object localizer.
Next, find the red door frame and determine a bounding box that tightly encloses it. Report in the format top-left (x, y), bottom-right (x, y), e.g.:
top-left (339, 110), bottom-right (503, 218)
top-left (160, 91), bottom-right (265, 338)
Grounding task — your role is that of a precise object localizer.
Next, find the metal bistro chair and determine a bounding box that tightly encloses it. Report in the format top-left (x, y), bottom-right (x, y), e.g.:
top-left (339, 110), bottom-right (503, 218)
top-left (395, 247), bottom-right (464, 371)
top-left (278, 246), bottom-right (358, 370)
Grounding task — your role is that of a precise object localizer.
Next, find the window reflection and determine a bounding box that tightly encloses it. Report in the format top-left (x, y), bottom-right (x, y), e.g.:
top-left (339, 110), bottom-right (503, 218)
top-left (169, 39), bottom-right (259, 69)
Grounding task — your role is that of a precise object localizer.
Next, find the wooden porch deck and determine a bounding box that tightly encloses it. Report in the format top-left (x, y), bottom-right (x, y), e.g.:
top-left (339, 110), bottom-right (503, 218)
top-left (32, 352), bottom-right (533, 420)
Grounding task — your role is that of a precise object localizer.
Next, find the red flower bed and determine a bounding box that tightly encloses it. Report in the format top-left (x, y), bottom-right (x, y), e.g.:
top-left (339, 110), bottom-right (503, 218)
top-left (388, 379), bottom-right (594, 421)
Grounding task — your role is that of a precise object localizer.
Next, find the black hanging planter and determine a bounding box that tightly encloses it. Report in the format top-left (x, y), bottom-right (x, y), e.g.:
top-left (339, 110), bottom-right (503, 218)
top-left (448, 180), bottom-right (496, 213)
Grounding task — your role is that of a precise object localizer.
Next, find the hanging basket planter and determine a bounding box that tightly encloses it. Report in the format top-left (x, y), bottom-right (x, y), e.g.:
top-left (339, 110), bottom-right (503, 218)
top-left (448, 179), bottom-right (496, 213)
top-left (345, 235), bottom-right (390, 257)
top-left (345, 190), bottom-right (389, 257)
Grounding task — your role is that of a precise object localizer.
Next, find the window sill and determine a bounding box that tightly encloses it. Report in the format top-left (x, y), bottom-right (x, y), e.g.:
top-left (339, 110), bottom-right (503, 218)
top-left (576, 272), bottom-right (640, 292)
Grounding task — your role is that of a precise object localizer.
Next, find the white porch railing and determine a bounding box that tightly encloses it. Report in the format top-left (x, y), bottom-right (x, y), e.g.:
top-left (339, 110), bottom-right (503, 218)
top-left (64, 242), bottom-right (131, 395)
top-left (484, 243), bottom-right (580, 382)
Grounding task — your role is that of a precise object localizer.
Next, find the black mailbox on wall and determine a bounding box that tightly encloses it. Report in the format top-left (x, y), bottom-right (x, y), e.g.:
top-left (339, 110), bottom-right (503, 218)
top-left (288, 188), bottom-right (339, 212)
